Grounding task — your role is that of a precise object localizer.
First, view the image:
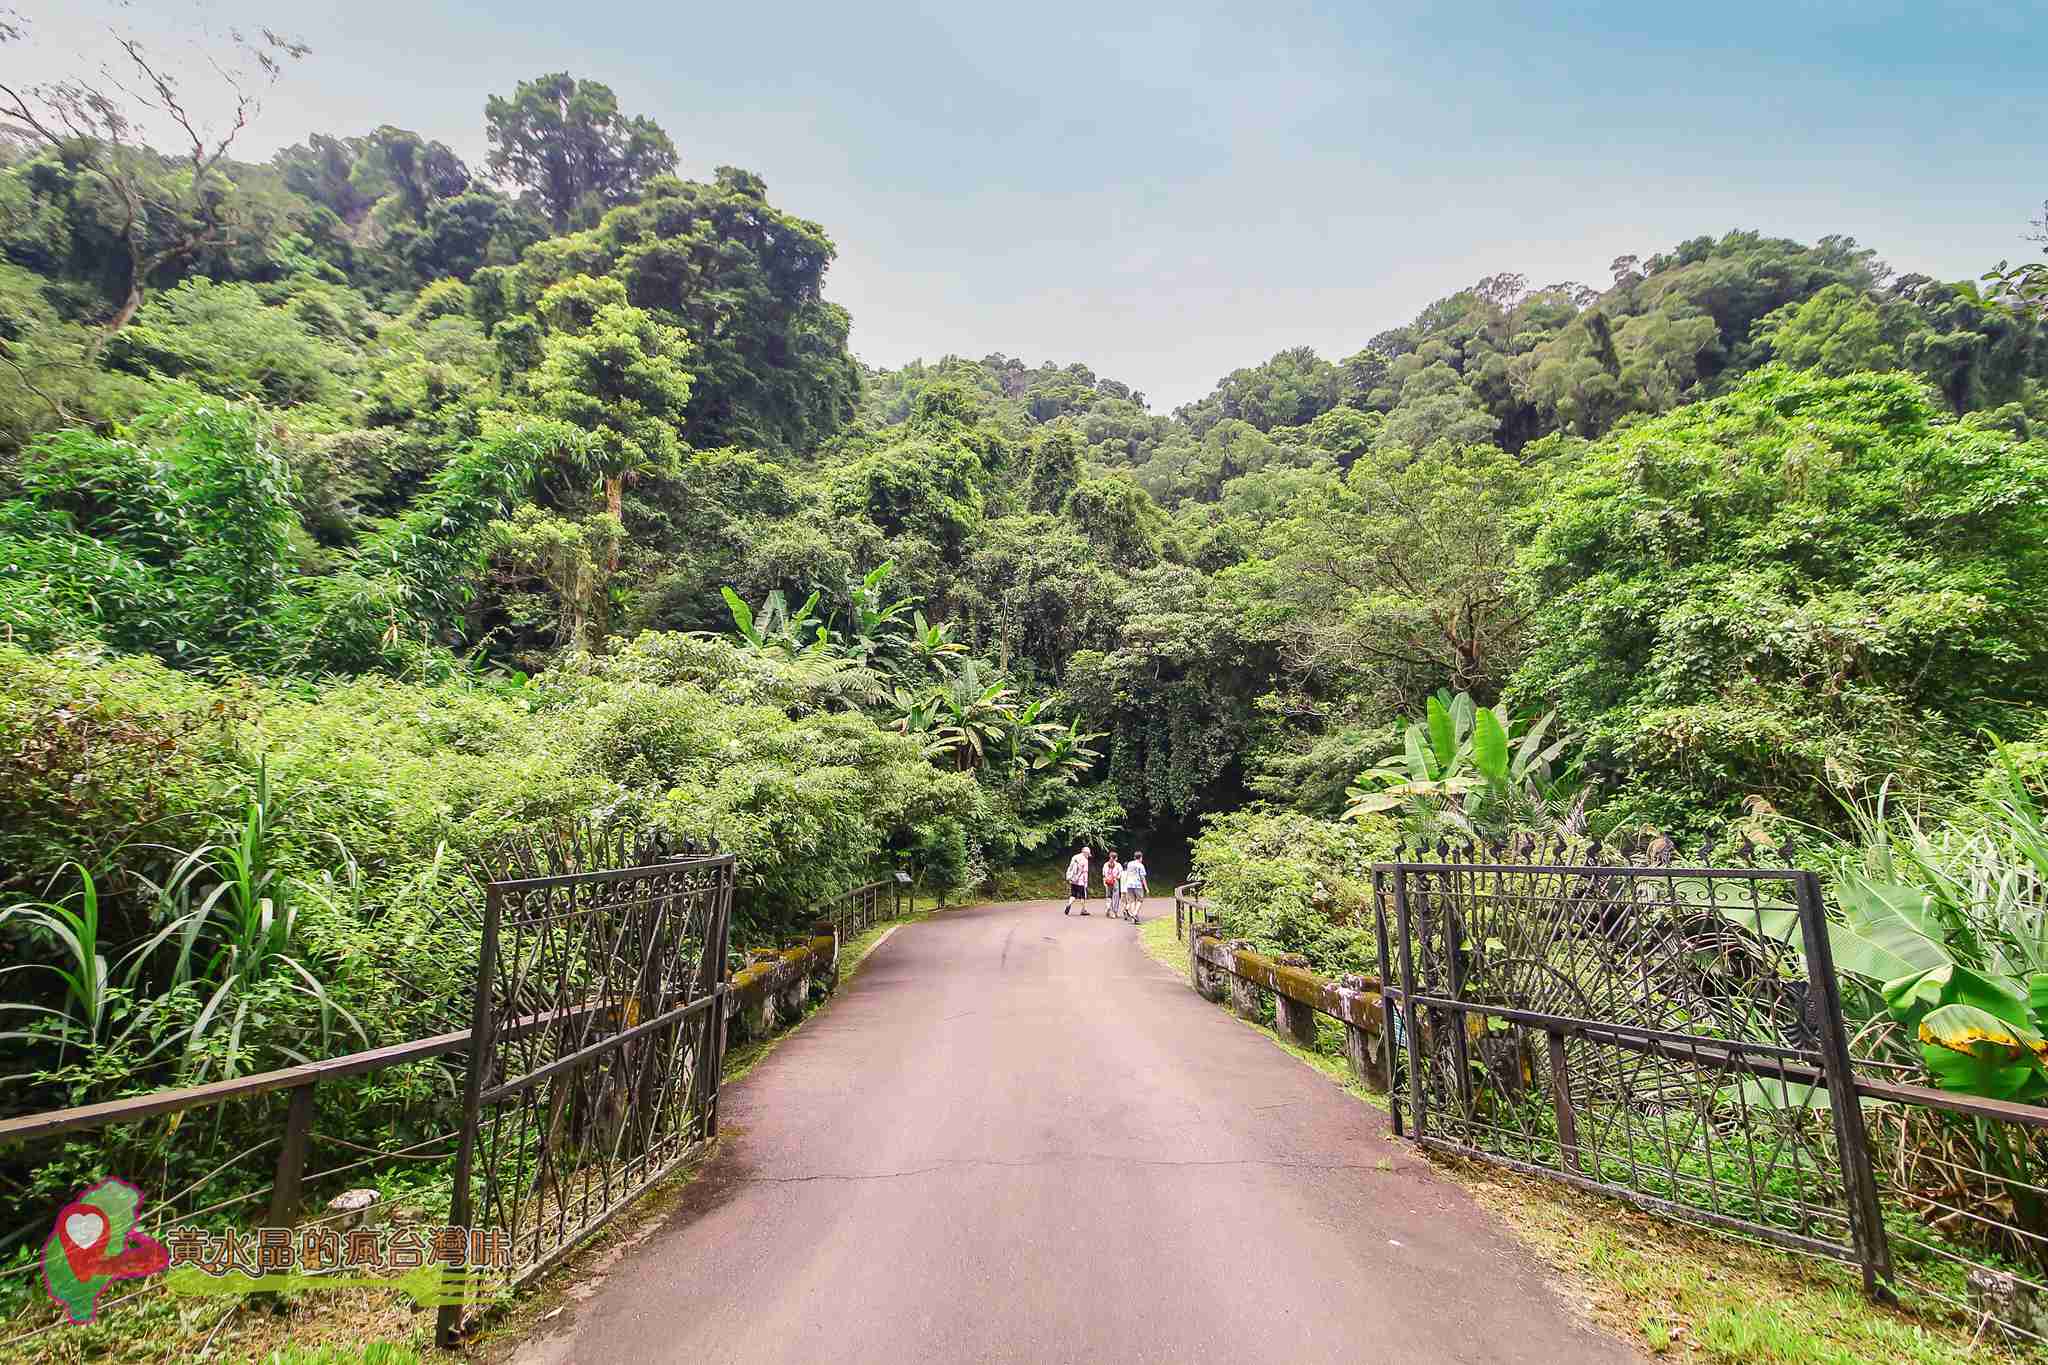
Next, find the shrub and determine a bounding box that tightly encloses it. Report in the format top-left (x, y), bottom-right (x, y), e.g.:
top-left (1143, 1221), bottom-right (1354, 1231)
top-left (1511, 367), bottom-right (2048, 834)
top-left (1188, 808), bottom-right (1398, 974)
top-left (4, 400), bottom-right (298, 665)
top-left (106, 279), bottom-right (357, 406)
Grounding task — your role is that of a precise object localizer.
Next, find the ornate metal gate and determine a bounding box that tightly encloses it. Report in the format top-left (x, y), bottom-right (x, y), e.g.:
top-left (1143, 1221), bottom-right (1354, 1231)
top-left (441, 827), bottom-right (734, 1338)
top-left (1374, 845), bottom-right (1888, 1287)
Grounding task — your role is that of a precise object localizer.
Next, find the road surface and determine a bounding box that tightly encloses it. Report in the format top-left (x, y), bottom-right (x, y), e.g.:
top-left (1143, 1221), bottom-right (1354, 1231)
top-left (510, 901), bottom-right (1637, 1364)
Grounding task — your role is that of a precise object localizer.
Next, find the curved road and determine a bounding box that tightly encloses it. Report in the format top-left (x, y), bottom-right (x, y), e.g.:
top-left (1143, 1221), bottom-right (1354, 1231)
top-left (511, 901), bottom-right (1637, 1364)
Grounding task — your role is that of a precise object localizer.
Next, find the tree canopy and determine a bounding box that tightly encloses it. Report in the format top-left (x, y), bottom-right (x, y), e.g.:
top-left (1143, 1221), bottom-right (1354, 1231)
top-left (2, 23), bottom-right (2047, 1130)
top-left (486, 73), bottom-right (680, 230)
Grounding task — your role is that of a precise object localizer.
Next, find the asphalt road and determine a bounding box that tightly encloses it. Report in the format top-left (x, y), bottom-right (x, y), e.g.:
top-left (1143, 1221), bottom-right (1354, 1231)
top-left (510, 901), bottom-right (1638, 1365)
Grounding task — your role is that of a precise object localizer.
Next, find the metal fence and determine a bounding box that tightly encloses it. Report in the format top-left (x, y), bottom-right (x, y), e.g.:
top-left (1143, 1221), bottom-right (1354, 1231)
top-left (1373, 841), bottom-right (2048, 1346)
top-left (1861, 1086), bottom-right (2048, 1343)
top-left (0, 1033), bottom-right (474, 1355)
top-left (816, 878), bottom-right (907, 940)
top-left (0, 829), bottom-right (909, 1352)
top-left (441, 827), bottom-right (734, 1342)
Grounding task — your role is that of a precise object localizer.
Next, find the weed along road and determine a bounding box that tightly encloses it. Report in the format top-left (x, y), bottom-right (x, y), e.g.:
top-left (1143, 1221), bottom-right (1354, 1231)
top-left (510, 902), bottom-right (1639, 1365)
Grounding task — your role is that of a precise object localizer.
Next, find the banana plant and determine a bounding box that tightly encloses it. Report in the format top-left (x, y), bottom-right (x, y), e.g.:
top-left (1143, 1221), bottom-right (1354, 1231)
top-left (837, 560), bottom-right (919, 667)
top-left (721, 585), bottom-right (827, 657)
top-left (1830, 874), bottom-right (2048, 1100)
top-left (1002, 698), bottom-right (1055, 768)
top-left (1345, 691), bottom-right (1568, 837)
top-left (932, 662), bottom-right (1018, 771)
top-left (1031, 719), bottom-right (1106, 780)
top-left (1727, 751), bottom-right (2048, 1102)
top-left (903, 611), bottom-right (966, 678)
top-left (890, 686), bottom-right (951, 760)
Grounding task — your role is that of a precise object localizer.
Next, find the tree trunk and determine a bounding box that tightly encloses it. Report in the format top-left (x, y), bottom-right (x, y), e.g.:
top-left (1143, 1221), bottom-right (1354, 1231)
top-left (83, 282), bottom-right (144, 366)
top-left (603, 475), bottom-right (624, 572)
top-left (107, 284), bottom-right (144, 334)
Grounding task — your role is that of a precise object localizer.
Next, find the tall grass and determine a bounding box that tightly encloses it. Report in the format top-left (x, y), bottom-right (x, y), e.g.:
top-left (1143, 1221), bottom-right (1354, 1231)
top-left (1, 763), bottom-right (364, 1095)
top-left (1837, 750), bottom-right (2048, 985)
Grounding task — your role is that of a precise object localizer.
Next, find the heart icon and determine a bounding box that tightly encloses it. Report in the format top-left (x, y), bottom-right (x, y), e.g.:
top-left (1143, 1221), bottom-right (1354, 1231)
top-left (63, 1211), bottom-right (106, 1251)
top-left (55, 1202), bottom-right (114, 1284)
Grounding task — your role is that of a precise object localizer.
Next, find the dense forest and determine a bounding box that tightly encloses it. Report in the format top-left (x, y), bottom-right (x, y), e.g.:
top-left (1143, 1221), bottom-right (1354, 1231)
top-left (3, 20), bottom-right (2048, 1154)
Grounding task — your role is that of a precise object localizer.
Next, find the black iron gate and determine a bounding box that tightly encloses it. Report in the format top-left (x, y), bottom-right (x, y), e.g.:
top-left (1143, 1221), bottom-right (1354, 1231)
top-left (441, 827), bottom-right (734, 1339)
top-left (1373, 845), bottom-right (1888, 1288)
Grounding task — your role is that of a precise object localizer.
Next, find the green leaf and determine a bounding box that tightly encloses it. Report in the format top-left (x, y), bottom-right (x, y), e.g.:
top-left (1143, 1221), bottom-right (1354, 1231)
top-left (1727, 1075), bottom-right (1831, 1113)
top-left (1828, 875), bottom-right (1951, 983)
top-left (1890, 962), bottom-right (2033, 1024)
top-left (1513, 710), bottom-right (1556, 771)
top-left (1425, 697), bottom-right (1455, 774)
top-left (1346, 792), bottom-right (1405, 817)
top-left (1917, 1003), bottom-right (2048, 1099)
top-left (1471, 707), bottom-right (1508, 786)
top-left (2030, 973), bottom-right (2048, 1023)
top-left (720, 586), bottom-right (761, 646)
top-left (1402, 726), bottom-right (1430, 781)
top-left (1449, 691), bottom-right (1475, 742)
top-left (1720, 905), bottom-right (1803, 947)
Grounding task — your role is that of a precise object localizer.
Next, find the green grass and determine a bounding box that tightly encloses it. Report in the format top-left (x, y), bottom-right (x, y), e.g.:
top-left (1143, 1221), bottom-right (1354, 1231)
top-left (980, 857), bottom-right (1072, 902)
top-left (259, 1347), bottom-right (423, 1365)
top-left (1470, 1165), bottom-right (2046, 1364)
top-left (1136, 909), bottom-right (1189, 980)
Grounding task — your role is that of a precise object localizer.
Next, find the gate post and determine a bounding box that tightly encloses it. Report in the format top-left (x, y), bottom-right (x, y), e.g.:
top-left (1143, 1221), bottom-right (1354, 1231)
top-left (1545, 1030), bottom-right (1582, 1174)
top-left (1372, 870), bottom-right (1404, 1135)
top-left (701, 866), bottom-right (735, 1139)
top-left (437, 883), bottom-right (503, 1349)
top-left (1440, 861), bottom-right (1475, 1121)
top-left (266, 1083), bottom-right (316, 1227)
top-left (1390, 868), bottom-right (1428, 1142)
top-left (1794, 869), bottom-right (1891, 1295)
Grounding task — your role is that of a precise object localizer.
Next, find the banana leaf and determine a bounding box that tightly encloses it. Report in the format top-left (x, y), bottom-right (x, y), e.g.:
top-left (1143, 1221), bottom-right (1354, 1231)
top-left (1426, 697), bottom-right (1456, 773)
top-left (1828, 874), bottom-right (1951, 983)
top-left (1471, 707), bottom-right (1509, 785)
top-left (1917, 1002), bottom-right (2048, 1100)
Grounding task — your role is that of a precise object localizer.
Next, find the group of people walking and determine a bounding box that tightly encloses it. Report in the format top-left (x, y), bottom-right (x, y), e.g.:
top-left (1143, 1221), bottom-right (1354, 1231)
top-left (1061, 845), bottom-right (1148, 918)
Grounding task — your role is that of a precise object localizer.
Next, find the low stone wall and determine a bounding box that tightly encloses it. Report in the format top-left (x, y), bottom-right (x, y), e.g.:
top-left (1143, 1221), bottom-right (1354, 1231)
top-left (1188, 924), bottom-right (1389, 1090)
top-left (724, 928), bottom-right (838, 1044)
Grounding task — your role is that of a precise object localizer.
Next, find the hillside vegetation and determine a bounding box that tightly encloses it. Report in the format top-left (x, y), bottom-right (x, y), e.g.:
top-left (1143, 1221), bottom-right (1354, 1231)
top-left (1, 20), bottom-right (2046, 1265)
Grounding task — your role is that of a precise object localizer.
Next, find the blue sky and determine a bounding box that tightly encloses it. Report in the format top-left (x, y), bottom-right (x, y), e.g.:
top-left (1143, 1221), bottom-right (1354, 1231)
top-left (19, 0), bottom-right (2044, 410)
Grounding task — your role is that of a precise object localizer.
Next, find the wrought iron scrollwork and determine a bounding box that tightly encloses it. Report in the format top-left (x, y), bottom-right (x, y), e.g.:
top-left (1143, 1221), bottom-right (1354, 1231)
top-left (443, 822), bottom-right (736, 1341)
top-left (1374, 843), bottom-right (1887, 1284)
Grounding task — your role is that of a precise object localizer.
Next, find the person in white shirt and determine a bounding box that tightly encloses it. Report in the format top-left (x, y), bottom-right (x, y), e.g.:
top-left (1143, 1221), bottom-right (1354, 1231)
top-left (1120, 853), bottom-right (1148, 917)
top-left (1063, 846), bottom-right (1093, 916)
top-left (1101, 852), bottom-right (1122, 918)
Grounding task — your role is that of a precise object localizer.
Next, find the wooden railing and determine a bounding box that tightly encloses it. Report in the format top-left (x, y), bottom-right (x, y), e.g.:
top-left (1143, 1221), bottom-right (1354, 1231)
top-left (1185, 920), bottom-right (1390, 1091)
